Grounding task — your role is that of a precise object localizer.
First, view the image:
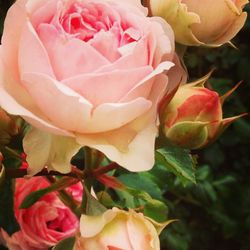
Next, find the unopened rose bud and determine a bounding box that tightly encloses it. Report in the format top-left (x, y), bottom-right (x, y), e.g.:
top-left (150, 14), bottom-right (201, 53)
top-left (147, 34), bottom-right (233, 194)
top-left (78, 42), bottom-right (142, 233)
top-left (74, 208), bottom-right (172, 250)
top-left (0, 108), bottom-right (19, 145)
top-left (162, 75), bottom-right (246, 149)
top-left (150, 0), bottom-right (248, 46)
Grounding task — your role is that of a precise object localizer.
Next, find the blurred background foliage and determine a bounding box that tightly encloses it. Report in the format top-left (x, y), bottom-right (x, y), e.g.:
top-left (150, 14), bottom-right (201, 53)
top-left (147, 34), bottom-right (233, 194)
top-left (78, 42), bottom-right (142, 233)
top-left (0, 1), bottom-right (250, 250)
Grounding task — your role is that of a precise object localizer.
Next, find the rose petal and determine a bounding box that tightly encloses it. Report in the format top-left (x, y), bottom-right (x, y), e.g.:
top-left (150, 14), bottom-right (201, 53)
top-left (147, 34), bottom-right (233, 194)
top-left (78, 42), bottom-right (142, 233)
top-left (21, 72), bottom-right (93, 133)
top-left (19, 21), bottom-right (55, 78)
top-left (37, 23), bottom-right (110, 79)
top-left (63, 66), bottom-right (153, 106)
top-left (0, 55), bottom-right (72, 136)
top-left (1, 0), bottom-right (28, 82)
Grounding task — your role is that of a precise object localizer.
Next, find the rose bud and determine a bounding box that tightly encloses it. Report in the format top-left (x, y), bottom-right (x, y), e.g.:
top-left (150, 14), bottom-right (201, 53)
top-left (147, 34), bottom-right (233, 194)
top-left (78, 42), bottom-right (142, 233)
top-left (74, 207), bottom-right (172, 250)
top-left (162, 75), bottom-right (247, 149)
top-left (149, 0), bottom-right (248, 46)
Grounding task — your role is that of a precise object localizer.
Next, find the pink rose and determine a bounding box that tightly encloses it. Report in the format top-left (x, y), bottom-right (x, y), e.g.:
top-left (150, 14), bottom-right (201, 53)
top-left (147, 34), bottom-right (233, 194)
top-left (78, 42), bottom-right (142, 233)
top-left (0, 0), bottom-right (184, 174)
top-left (1, 177), bottom-right (82, 250)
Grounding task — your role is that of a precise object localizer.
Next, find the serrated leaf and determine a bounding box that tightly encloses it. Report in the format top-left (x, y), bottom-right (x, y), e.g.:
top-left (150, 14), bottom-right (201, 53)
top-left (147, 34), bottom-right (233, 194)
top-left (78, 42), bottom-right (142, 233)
top-left (156, 146), bottom-right (196, 185)
top-left (116, 186), bottom-right (168, 222)
top-left (52, 237), bottom-right (75, 250)
top-left (118, 173), bottom-right (163, 200)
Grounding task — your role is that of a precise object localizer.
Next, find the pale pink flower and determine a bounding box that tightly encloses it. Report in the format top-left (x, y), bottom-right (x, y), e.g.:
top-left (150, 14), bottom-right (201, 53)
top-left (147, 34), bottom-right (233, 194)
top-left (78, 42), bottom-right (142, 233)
top-left (0, 0), bottom-right (185, 174)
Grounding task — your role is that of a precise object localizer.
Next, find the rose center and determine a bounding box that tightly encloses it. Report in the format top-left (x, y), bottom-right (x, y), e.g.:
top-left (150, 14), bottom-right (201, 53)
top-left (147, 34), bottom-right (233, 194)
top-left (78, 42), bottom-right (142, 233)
top-left (59, 2), bottom-right (116, 42)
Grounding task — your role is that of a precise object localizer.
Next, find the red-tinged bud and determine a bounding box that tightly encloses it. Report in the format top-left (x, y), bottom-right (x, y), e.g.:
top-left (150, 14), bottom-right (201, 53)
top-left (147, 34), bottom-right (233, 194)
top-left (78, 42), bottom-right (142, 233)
top-left (162, 75), bottom-right (246, 149)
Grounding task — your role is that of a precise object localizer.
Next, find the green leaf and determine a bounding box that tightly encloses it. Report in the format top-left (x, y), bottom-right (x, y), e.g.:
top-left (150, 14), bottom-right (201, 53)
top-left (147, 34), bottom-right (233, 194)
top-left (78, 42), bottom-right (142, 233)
top-left (20, 188), bottom-right (52, 209)
top-left (20, 177), bottom-right (76, 209)
top-left (97, 191), bottom-right (118, 208)
top-left (52, 237), bottom-right (75, 250)
top-left (156, 146), bottom-right (196, 185)
top-left (116, 186), bottom-right (168, 222)
top-left (118, 173), bottom-right (163, 200)
top-left (144, 199), bottom-right (168, 222)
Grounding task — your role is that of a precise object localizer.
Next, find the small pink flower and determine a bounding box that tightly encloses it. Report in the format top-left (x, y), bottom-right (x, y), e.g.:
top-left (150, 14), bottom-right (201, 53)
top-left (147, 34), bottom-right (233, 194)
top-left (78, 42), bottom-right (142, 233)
top-left (1, 176), bottom-right (82, 250)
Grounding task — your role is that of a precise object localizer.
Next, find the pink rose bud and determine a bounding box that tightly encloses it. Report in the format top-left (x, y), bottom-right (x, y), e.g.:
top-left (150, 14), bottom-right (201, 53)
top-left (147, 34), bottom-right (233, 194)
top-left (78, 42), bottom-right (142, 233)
top-left (163, 75), bottom-right (246, 149)
top-left (1, 177), bottom-right (82, 250)
top-left (74, 208), bottom-right (172, 250)
top-left (150, 0), bottom-right (249, 46)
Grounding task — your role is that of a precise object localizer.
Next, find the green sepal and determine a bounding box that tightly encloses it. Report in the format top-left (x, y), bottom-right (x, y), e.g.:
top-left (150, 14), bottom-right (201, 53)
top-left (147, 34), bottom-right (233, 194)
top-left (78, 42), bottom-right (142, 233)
top-left (166, 121), bottom-right (209, 149)
top-left (52, 237), bottom-right (75, 250)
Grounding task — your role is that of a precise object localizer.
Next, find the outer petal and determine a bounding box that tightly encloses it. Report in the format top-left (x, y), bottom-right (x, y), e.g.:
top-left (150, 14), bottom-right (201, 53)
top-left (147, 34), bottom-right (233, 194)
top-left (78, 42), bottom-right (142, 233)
top-left (19, 21), bottom-right (55, 78)
top-left (76, 74), bottom-right (167, 172)
top-left (23, 127), bottom-right (81, 175)
top-left (0, 51), bottom-right (72, 136)
top-left (63, 66), bottom-right (153, 106)
top-left (184, 0), bottom-right (248, 45)
top-left (1, 0), bottom-right (28, 82)
top-left (80, 210), bottom-right (117, 238)
top-left (22, 72), bottom-right (152, 134)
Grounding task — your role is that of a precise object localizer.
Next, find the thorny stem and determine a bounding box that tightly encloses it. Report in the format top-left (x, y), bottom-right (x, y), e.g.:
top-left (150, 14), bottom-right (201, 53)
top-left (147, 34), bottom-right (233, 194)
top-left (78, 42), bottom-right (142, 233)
top-left (5, 166), bottom-right (84, 179)
top-left (92, 162), bottom-right (119, 177)
top-left (5, 162), bottom-right (120, 179)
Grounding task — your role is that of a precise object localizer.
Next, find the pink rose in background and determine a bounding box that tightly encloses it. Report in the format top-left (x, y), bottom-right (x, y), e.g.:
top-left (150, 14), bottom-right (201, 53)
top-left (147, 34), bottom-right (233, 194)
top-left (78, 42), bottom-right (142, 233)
top-left (0, 0), bottom-right (184, 174)
top-left (1, 177), bottom-right (82, 250)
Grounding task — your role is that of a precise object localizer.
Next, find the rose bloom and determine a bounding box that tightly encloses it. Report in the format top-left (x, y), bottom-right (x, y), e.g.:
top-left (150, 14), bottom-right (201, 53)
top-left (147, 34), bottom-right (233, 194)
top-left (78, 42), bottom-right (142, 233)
top-left (0, 0), bottom-right (184, 174)
top-left (150, 0), bottom-right (248, 46)
top-left (74, 208), bottom-right (170, 250)
top-left (1, 177), bottom-right (82, 250)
